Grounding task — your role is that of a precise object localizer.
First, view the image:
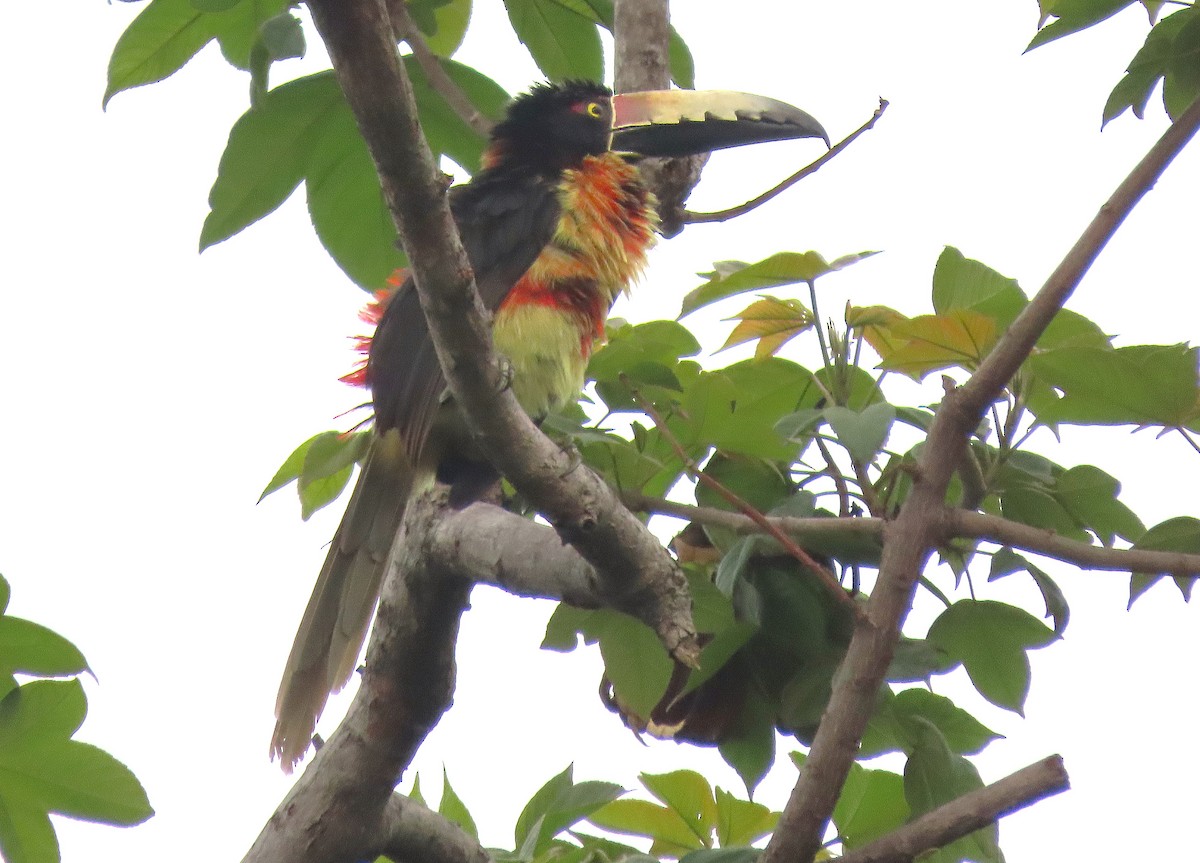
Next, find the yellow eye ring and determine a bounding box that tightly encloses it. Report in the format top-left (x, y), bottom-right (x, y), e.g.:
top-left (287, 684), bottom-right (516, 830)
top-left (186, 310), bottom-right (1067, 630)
top-left (586, 102), bottom-right (603, 119)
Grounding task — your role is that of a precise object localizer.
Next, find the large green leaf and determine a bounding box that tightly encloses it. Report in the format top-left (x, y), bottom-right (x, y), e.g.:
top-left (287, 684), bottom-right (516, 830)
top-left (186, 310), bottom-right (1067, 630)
top-left (0, 680), bottom-right (153, 863)
top-left (105, 0), bottom-right (291, 105)
top-left (859, 688), bottom-right (1002, 758)
top-left (903, 721), bottom-right (1000, 863)
top-left (409, 0), bottom-right (473, 56)
top-left (514, 766), bottom-right (624, 858)
top-left (1027, 344), bottom-right (1200, 428)
top-left (1028, 0), bottom-right (1138, 51)
top-left (504, 0), bottom-right (604, 82)
top-left (0, 616), bottom-right (88, 682)
top-left (640, 770), bottom-right (717, 847)
top-left (833, 762), bottom-right (909, 850)
top-left (202, 62), bottom-right (508, 288)
top-left (1104, 7), bottom-right (1193, 124)
top-left (713, 787), bottom-right (776, 847)
top-left (926, 600), bottom-right (1057, 714)
top-left (1128, 516), bottom-right (1200, 606)
top-left (681, 252), bottom-right (876, 317)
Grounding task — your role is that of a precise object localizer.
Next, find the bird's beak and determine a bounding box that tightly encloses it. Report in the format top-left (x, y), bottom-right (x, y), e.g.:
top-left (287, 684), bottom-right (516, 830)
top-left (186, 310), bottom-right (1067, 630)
top-left (610, 89), bottom-right (830, 157)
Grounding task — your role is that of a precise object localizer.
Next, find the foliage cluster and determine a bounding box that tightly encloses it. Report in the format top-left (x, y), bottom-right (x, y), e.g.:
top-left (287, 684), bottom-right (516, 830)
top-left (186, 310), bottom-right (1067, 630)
top-left (0, 575), bottom-right (152, 863)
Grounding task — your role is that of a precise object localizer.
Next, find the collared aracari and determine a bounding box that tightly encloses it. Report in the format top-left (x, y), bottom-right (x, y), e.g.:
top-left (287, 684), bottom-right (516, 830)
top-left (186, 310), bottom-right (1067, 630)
top-left (272, 80), bottom-right (828, 768)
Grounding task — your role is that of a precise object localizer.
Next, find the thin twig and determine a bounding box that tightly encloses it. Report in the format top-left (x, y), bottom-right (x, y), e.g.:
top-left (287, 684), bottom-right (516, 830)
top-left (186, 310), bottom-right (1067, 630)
top-left (386, 0), bottom-right (494, 137)
top-left (684, 99), bottom-right (888, 224)
top-left (814, 435), bottom-right (852, 517)
top-left (624, 377), bottom-right (862, 618)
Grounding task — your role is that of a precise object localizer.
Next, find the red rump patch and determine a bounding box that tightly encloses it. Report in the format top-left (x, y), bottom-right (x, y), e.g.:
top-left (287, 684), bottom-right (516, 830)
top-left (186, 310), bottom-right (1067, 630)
top-left (339, 269), bottom-right (405, 387)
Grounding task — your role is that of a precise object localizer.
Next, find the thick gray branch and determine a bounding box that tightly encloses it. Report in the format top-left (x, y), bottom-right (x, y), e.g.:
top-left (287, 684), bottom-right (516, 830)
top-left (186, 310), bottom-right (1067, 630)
top-left (381, 793), bottom-right (491, 863)
top-left (427, 502), bottom-right (606, 605)
top-left (761, 95), bottom-right (1200, 863)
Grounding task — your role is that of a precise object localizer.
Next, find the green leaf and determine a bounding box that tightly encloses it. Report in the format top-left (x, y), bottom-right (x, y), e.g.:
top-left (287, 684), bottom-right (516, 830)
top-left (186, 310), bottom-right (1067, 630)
top-left (409, 0), bottom-right (473, 56)
top-left (0, 681), bottom-right (154, 838)
top-left (504, 0), bottom-right (604, 82)
top-left (260, 432), bottom-right (325, 502)
top-left (589, 799), bottom-right (703, 856)
top-left (439, 769), bottom-right (478, 839)
top-left (926, 600), bottom-right (1057, 714)
top-left (203, 62), bottom-right (507, 288)
top-left (1028, 0), bottom-right (1138, 51)
top-left (0, 618), bottom-right (88, 680)
top-left (1027, 344), bottom-right (1200, 428)
top-left (1104, 7), bottom-right (1192, 124)
top-left (823, 403), bottom-right (895, 464)
top-left (299, 465), bottom-right (354, 520)
top-left (681, 251), bottom-right (876, 317)
top-left (713, 787), bottom-right (776, 847)
top-left (695, 454), bottom-right (791, 516)
top-left (989, 548), bottom-right (1070, 636)
top-left (0, 793), bottom-right (56, 863)
top-left (516, 766), bottom-right (574, 850)
top-left (259, 12), bottom-right (305, 62)
top-left (1052, 464), bottom-right (1144, 545)
top-left (903, 720), bottom-right (999, 863)
top-left (679, 849), bottom-right (762, 863)
top-left (834, 762), bottom-right (909, 850)
top-left (931, 247), bottom-right (1025, 323)
top-left (717, 689), bottom-right (776, 795)
top-left (301, 431), bottom-right (370, 489)
top-left (1128, 516), bottom-right (1200, 606)
top-left (859, 688), bottom-right (1002, 758)
top-left (597, 615), bottom-right (673, 721)
top-left (105, 0), bottom-right (291, 105)
top-left (640, 771), bottom-right (717, 847)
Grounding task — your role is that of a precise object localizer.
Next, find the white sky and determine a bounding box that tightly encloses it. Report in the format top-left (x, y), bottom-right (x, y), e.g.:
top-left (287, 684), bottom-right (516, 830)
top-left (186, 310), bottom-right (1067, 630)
top-left (2, 1), bottom-right (1199, 861)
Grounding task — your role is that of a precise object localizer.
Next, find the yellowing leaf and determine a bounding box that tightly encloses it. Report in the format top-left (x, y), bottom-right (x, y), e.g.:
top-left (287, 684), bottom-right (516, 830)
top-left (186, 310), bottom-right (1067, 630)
top-left (858, 309), bottom-right (997, 379)
top-left (720, 296), bottom-right (812, 358)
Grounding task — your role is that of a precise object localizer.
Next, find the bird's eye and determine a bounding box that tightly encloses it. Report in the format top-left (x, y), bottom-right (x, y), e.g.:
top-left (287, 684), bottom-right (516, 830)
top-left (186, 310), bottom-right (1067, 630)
top-left (586, 101), bottom-right (604, 119)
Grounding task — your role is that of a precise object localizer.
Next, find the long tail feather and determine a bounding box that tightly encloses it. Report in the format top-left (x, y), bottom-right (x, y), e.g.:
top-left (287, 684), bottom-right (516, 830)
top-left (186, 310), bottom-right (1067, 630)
top-left (271, 432), bottom-right (411, 770)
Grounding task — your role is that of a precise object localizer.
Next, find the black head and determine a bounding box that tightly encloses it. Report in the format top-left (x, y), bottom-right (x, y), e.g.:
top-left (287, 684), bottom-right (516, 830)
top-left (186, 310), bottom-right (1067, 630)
top-left (483, 81), bottom-right (614, 173)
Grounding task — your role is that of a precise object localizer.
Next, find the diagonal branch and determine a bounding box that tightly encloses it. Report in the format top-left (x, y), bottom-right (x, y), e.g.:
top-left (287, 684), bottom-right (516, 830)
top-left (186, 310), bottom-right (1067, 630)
top-left (385, 0), bottom-right (494, 137)
top-left (760, 93), bottom-right (1200, 863)
top-left (838, 755), bottom-right (1069, 863)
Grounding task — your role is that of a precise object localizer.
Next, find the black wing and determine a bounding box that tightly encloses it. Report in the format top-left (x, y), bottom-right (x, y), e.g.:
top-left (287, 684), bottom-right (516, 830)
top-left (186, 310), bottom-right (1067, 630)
top-left (367, 167), bottom-right (562, 462)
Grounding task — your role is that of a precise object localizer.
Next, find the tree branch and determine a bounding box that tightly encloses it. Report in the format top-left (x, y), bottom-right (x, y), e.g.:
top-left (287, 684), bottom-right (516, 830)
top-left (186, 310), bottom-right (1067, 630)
top-left (613, 0), bottom-right (706, 237)
top-left (426, 502), bottom-right (606, 606)
top-left (385, 0), bottom-right (494, 137)
top-left (243, 490), bottom-right (473, 863)
top-left (684, 99), bottom-right (888, 224)
top-left (622, 493), bottom-right (1200, 577)
top-left (760, 94), bottom-right (1200, 863)
top-left (838, 755), bottom-right (1069, 863)
top-left (380, 793), bottom-right (491, 863)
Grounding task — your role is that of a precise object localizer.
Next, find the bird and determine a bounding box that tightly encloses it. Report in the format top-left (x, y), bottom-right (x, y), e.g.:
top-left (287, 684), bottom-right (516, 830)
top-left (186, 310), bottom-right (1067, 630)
top-left (271, 79), bottom-right (829, 769)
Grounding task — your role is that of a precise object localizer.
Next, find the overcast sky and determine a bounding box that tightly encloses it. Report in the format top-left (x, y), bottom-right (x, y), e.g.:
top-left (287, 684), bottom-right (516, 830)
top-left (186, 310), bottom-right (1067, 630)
top-left (3, 2), bottom-right (1199, 861)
